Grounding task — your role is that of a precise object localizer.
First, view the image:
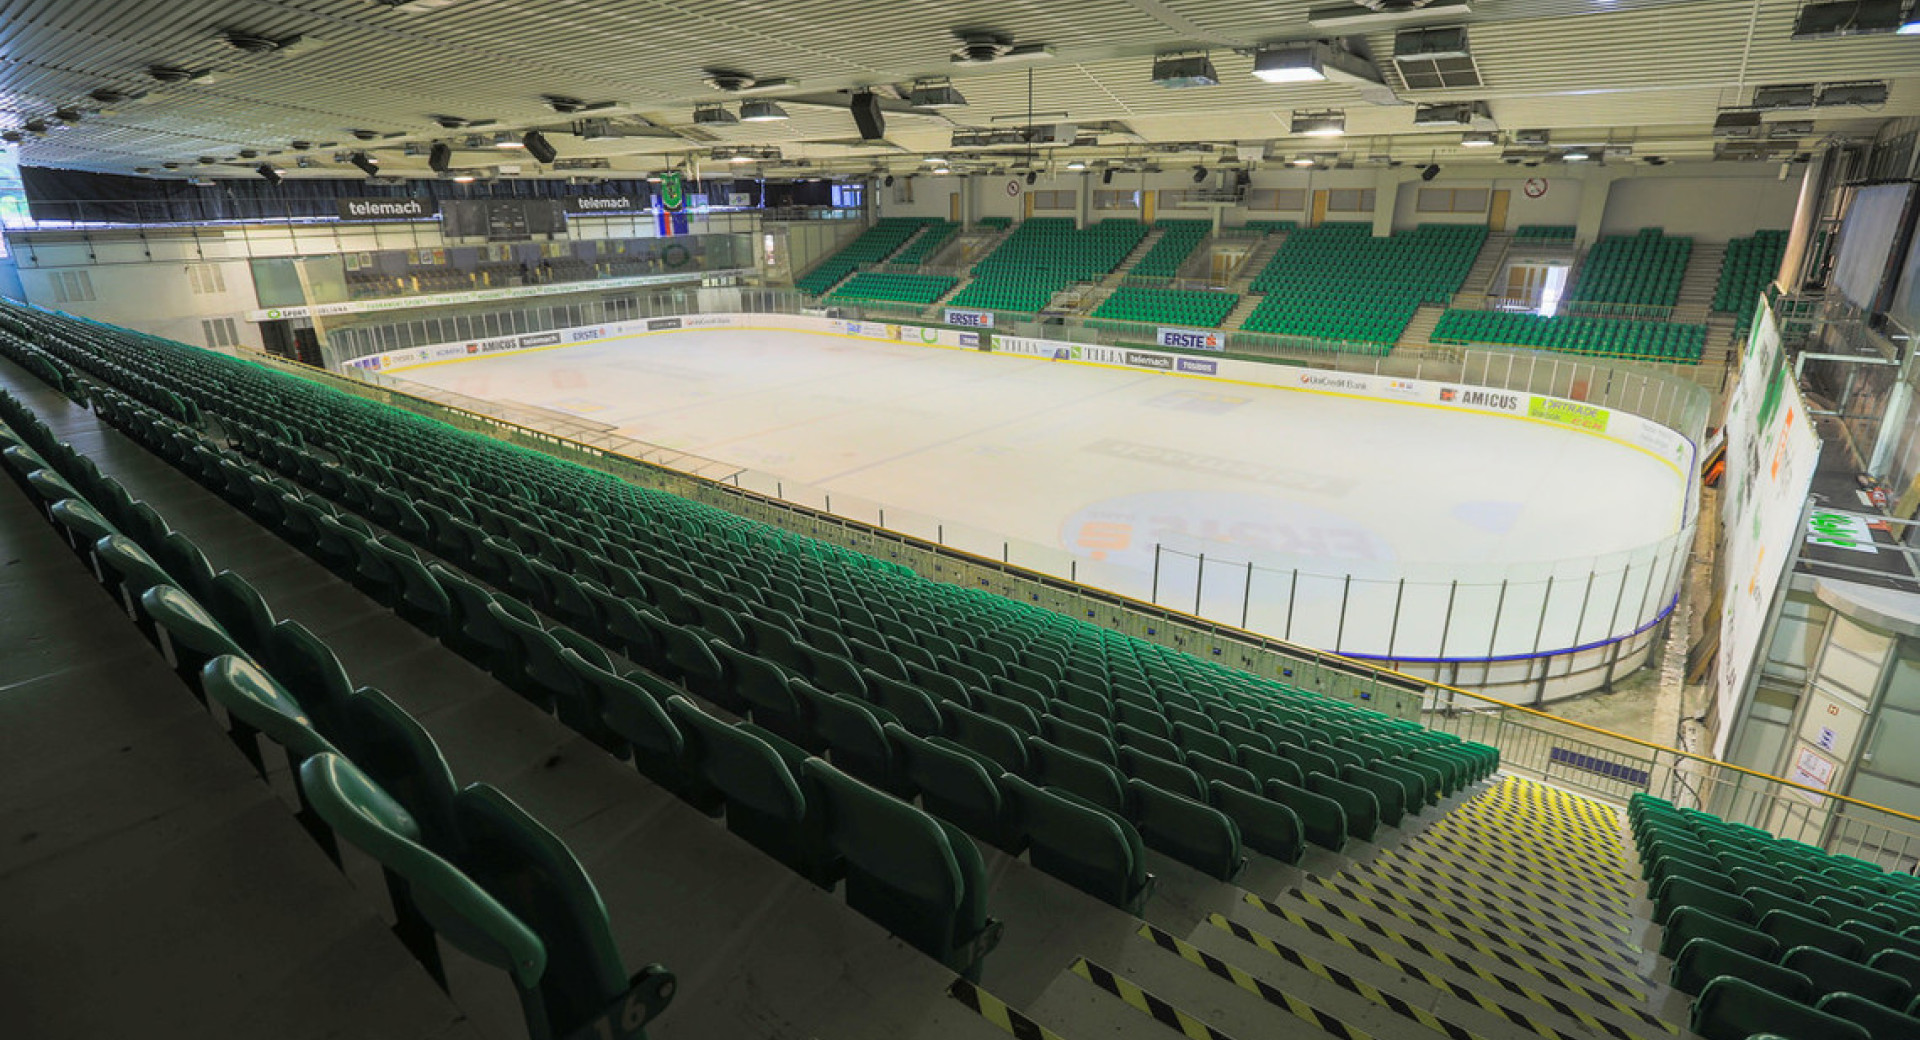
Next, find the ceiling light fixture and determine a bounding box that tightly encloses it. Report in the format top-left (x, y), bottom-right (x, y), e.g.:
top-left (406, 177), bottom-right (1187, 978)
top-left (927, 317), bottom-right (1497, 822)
top-left (1289, 156), bottom-right (1315, 166)
top-left (1065, 159), bottom-right (1087, 170)
top-left (740, 99), bottom-right (789, 122)
top-left (1252, 45), bottom-right (1328, 83)
top-left (907, 79), bottom-right (969, 108)
top-left (1460, 130), bottom-right (1499, 147)
top-left (1152, 53), bottom-right (1220, 89)
top-left (693, 102), bottom-right (738, 125)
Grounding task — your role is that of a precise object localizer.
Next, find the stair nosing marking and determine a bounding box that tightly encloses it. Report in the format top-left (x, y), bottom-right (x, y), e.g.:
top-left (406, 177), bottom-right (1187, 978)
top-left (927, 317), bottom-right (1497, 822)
top-left (1348, 856), bottom-right (1639, 968)
top-left (1223, 906), bottom-right (1650, 1040)
top-left (947, 979), bottom-right (1069, 1040)
top-left (1307, 876), bottom-right (1657, 997)
top-left (1143, 921), bottom-right (1461, 1040)
top-left (1367, 849), bottom-right (1637, 946)
top-left (1249, 893), bottom-right (1674, 1036)
top-left (1358, 849), bottom-right (1639, 956)
top-left (1070, 957), bottom-right (1239, 1040)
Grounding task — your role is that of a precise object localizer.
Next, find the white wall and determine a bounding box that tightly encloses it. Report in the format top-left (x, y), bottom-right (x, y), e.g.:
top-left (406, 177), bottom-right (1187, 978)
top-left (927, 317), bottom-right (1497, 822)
top-left (15, 238), bottom-right (263, 352)
top-left (1601, 167), bottom-right (1801, 242)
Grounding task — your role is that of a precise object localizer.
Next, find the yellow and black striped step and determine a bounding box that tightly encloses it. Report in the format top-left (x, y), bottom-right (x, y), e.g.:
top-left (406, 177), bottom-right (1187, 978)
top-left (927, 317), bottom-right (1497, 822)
top-left (1301, 874), bottom-right (1658, 993)
top-left (1347, 853), bottom-right (1642, 965)
top-left (1241, 892), bottom-right (1675, 1036)
top-left (1376, 844), bottom-right (1636, 927)
top-left (948, 979), bottom-right (1074, 1040)
top-left (1069, 958), bottom-right (1249, 1040)
top-left (1426, 810), bottom-right (1630, 871)
top-left (1401, 824), bottom-right (1636, 901)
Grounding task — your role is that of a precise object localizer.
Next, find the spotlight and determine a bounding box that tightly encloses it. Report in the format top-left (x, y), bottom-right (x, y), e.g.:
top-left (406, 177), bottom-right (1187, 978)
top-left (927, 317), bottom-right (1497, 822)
top-left (1065, 159), bottom-right (1086, 170)
top-left (256, 162), bottom-right (283, 185)
top-left (428, 142), bottom-right (452, 173)
top-left (348, 151), bottom-right (380, 177)
top-left (1191, 165), bottom-right (1208, 183)
top-left (1152, 53), bottom-right (1219, 89)
top-left (739, 99), bottom-right (789, 122)
top-left (1421, 163), bottom-right (1440, 181)
top-left (522, 130), bottom-right (557, 163)
top-left (1251, 45), bottom-right (1327, 84)
top-left (1460, 131), bottom-right (1499, 148)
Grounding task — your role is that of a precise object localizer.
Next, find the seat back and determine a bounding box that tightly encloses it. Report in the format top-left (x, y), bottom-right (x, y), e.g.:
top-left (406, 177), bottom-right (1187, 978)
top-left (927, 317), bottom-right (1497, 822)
top-left (886, 724), bottom-right (1021, 853)
top-left (1127, 779), bottom-right (1244, 881)
top-left (665, 696), bottom-right (835, 884)
top-left (942, 702), bottom-right (1030, 776)
top-left (140, 584), bottom-right (248, 691)
top-left (1781, 944), bottom-right (1911, 1006)
top-left (1690, 976), bottom-right (1869, 1040)
top-left (1816, 992), bottom-right (1920, 1040)
top-left (1000, 773), bottom-right (1150, 914)
top-left (297, 754), bottom-right (547, 988)
top-left (802, 759), bottom-right (996, 980)
top-left (1305, 771), bottom-right (1379, 841)
top-left (1656, 876), bottom-right (1755, 927)
top-left (1670, 937), bottom-right (1813, 999)
top-left (1872, 948), bottom-right (1920, 991)
top-left (794, 681), bottom-right (896, 791)
top-left (1118, 746), bottom-right (1205, 800)
top-left (201, 654), bottom-right (339, 763)
top-left (345, 687), bottom-right (462, 853)
top-left (262, 618), bottom-right (358, 738)
top-left (1028, 736), bottom-right (1127, 813)
top-left (204, 570), bottom-right (275, 653)
top-left (1760, 909), bottom-right (1864, 960)
top-left (1659, 905), bottom-right (1779, 960)
top-left (1207, 781), bottom-right (1304, 864)
top-left (1263, 779), bottom-right (1348, 852)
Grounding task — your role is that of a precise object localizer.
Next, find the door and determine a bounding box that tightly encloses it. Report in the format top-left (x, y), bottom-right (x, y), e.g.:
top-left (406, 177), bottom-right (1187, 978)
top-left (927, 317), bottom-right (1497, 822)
top-left (950, 191), bottom-right (961, 223)
top-left (1488, 189), bottom-right (1511, 232)
top-left (1310, 190), bottom-right (1329, 228)
top-left (1024, 191), bottom-right (1034, 219)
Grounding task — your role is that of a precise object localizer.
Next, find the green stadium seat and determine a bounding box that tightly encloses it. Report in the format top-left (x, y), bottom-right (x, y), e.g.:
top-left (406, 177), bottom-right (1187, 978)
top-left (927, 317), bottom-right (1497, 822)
top-left (1126, 778), bottom-right (1245, 881)
top-left (802, 758), bottom-right (1002, 980)
top-left (666, 695), bottom-right (841, 887)
top-left (140, 583), bottom-right (249, 700)
top-left (1670, 936), bottom-right (1814, 999)
top-left (1761, 910), bottom-right (1867, 960)
top-left (203, 570), bottom-right (275, 653)
top-left (1655, 875), bottom-right (1755, 927)
top-left (1028, 736), bottom-right (1127, 814)
top-left (795, 682), bottom-right (904, 794)
top-left (942, 702), bottom-right (1030, 776)
top-left (1000, 774), bottom-right (1154, 914)
top-left (1781, 945), bottom-right (1911, 1006)
top-left (888, 724), bottom-right (1024, 853)
top-left (1689, 976), bottom-right (1869, 1040)
top-left (1307, 771), bottom-right (1379, 842)
top-left (1817, 993), bottom-right (1920, 1040)
top-left (1264, 778), bottom-right (1347, 852)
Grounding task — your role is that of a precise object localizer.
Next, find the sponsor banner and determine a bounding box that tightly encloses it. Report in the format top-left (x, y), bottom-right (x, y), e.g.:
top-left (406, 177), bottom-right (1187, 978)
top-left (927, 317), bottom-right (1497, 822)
top-left (1806, 509), bottom-right (1877, 554)
top-left (959, 332), bottom-right (982, 349)
top-left (518, 332), bottom-right (562, 349)
top-left (646, 317), bottom-right (684, 331)
top-left (1157, 327), bottom-right (1224, 352)
top-left (562, 194), bottom-right (644, 214)
top-left (1176, 358), bottom-right (1217, 376)
top-left (944, 308), bottom-right (995, 328)
top-left (246, 269), bottom-right (737, 322)
top-left (1527, 395), bottom-right (1611, 432)
top-left (1436, 385), bottom-right (1523, 412)
top-left (1125, 351), bottom-right (1173, 371)
top-left (336, 197), bottom-right (438, 222)
top-left (567, 326), bottom-right (606, 342)
top-left (1296, 371), bottom-right (1374, 394)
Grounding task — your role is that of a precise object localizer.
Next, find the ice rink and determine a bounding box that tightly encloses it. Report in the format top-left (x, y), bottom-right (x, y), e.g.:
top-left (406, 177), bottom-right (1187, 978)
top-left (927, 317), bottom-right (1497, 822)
top-left (389, 327), bottom-right (1690, 660)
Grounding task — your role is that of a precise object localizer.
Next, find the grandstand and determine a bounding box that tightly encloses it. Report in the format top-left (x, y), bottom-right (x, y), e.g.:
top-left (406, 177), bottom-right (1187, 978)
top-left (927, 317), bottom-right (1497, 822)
top-left (943, 217), bottom-right (1146, 315)
top-left (1714, 229), bottom-right (1790, 322)
top-left (1432, 309), bottom-right (1709, 363)
top-left (1091, 285), bottom-right (1238, 328)
top-left (796, 217), bottom-right (940, 296)
top-left (1567, 229), bottom-right (1693, 312)
top-left (828, 270), bottom-right (957, 307)
top-left (1237, 223), bottom-right (1486, 348)
top-left (1126, 219), bottom-right (1211, 281)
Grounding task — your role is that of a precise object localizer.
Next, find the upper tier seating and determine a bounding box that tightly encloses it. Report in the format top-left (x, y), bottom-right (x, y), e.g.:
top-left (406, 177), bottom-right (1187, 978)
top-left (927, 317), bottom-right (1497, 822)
top-left (1128, 219), bottom-right (1211, 280)
top-left (891, 220), bottom-right (960, 266)
top-left (944, 218), bottom-right (1148, 315)
top-left (1239, 223), bottom-right (1486, 350)
top-left (1092, 286), bottom-right (1238, 329)
top-left (1514, 225), bottom-right (1577, 242)
top-left (1567, 228), bottom-right (1692, 310)
top-left (828, 271), bottom-right (957, 307)
top-left (1238, 220), bottom-right (1297, 235)
top-left (795, 218), bottom-right (939, 296)
top-left (1432, 309), bottom-right (1708, 364)
top-left (1714, 229), bottom-right (1789, 318)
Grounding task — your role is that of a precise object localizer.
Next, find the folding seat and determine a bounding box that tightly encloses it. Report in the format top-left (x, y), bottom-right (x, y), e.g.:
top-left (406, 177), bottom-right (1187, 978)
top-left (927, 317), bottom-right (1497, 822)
top-left (1690, 976), bottom-right (1868, 1040)
top-left (1263, 779), bottom-right (1347, 852)
top-left (798, 645), bottom-right (867, 700)
top-left (887, 725), bottom-right (1023, 853)
top-left (1814, 897), bottom-right (1897, 934)
top-left (713, 642), bottom-right (803, 740)
top-left (1117, 745), bottom-right (1205, 801)
top-left (93, 533), bottom-right (177, 633)
top-left (1338, 765), bottom-right (1405, 829)
top-left (1670, 936), bottom-right (1813, 999)
top-left (1173, 721), bottom-right (1235, 765)
top-left (1761, 909), bottom-right (1866, 960)
top-left (140, 583), bottom-right (251, 705)
top-left (1028, 737), bottom-right (1127, 814)
top-left (298, 754), bottom-right (676, 1040)
top-left (1042, 714), bottom-right (1119, 767)
top-left (47, 497), bottom-right (116, 572)
top-left (1001, 774), bottom-right (1153, 914)
top-left (862, 670), bottom-right (944, 736)
top-left (1113, 699), bottom-right (1171, 739)
top-left (1817, 993), bottom-right (1920, 1040)
top-left (1659, 905), bottom-right (1777, 960)
top-left (802, 759), bottom-right (1002, 980)
top-left (1783, 945), bottom-right (1910, 1006)
top-left (591, 664), bottom-right (718, 813)
top-left (485, 602), bottom-right (580, 714)
top-left (1207, 781), bottom-right (1303, 864)
top-left (665, 696), bottom-right (840, 887)
top-left (792, 683), bottom-right (901, 793)
top-left (201, 655), bottom-right (342, 857)
top-left (942, 702), bottom-right (1029, 777)
top-left (1126, 779), bottom-right (1244, 882)
top-left (1188, 751), bottom-right (1258, 794)
top-left (200, 570), bottom-right (274, 655)
top-left (1852, 922), bottom-right (1920, 963)
top-left (655, 618), bottom-right (731, 705)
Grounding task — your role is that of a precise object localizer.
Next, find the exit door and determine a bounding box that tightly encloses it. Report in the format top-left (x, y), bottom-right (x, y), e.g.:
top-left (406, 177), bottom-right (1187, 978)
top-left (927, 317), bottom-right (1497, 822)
top-left (1310, 190), bottom-right (1329, 228)
top-left (1488, 189), bottom-right (1511, 232)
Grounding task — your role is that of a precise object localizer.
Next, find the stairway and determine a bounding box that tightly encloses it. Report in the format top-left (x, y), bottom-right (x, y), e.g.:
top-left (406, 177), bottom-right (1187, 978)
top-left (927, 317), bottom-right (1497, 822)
top-left (1671, 242), bottom-right (1727, 325)
top-left (1222, 289), bottom-right (1266, 331)
top-left (1230, 233), bottom-right (1288, 291)
top-left (1103, 229), bottom-right (1164, 288)
top-left (1397, 304), bottom-right (1448, 350)
top-left (1002, 776), bottom-right (1689, 1040)
top-left (1460, 230), bottom-right (1514, 304)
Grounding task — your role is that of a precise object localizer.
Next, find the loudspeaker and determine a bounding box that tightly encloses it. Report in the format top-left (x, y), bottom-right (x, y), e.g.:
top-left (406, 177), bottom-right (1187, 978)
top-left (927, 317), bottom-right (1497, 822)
top-left (256, 162), bottom-right (282, 185)
top-left (883, 174), bottom-right (895, 187)
top-left (1102, 168), bottom-right (1113, 184)
top-left (851, 92), bottom-right (885, 141)
top-left (428, 142), bottom-right (452, 174)
top-left (349, 151), bottom-right (380, 178)
top-left (523, 130), bottom-right (557, 164)
top-left (1025, 170), bottom-right (1037, 185)
top-left (1421, 163), bottom-right (1441, 181)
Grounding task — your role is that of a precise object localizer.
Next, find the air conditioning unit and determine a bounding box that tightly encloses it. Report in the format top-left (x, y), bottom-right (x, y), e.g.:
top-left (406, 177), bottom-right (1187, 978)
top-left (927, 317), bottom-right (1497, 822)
top-left (1752, 84), bottom-right (1817, 110)
top-left (1817, 81), bottom-right (1889, 106)
top-left (1713, 111), bottom-right (1762, 138)
top-left (1393, 27), bottom-right (1480, 88)
top-left (1413, 102), bottom-right (1476, 126)
top-left (1512, 128), bottom-right (1550, 146)
top-left (1023, 123), bottom-right (1078, 146)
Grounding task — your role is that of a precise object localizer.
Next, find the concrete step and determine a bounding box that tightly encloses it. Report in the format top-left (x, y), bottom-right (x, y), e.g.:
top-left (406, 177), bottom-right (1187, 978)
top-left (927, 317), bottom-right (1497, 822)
top-left (1396, 305), bottom-right (1447, 350)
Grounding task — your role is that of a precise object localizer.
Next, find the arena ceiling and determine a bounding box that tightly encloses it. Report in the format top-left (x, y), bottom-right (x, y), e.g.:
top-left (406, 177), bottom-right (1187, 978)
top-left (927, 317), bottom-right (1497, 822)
top-left (2, 0), bottom-right (1917, 181)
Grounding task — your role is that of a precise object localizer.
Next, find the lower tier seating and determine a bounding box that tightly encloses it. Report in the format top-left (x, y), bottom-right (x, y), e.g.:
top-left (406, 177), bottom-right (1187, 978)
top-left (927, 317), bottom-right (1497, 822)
top-left (1433, 309), bottom-right (1708, 363)
top-left (1091, 286), bottom-right (1238, 328)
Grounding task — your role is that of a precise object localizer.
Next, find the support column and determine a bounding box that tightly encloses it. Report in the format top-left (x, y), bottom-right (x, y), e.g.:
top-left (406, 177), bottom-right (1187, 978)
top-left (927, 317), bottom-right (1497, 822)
top-left (1777, 152), bottom-right (1826, 294)
top-left (1372, 168), bottom-right (1403, 237)
top-left (1572, 168), bottom-right (1619, 248)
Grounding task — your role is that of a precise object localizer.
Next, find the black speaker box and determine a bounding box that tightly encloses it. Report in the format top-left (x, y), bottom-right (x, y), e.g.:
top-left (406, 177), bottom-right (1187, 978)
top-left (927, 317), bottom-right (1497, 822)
top-left (851, 93), bottom-right (885, 140)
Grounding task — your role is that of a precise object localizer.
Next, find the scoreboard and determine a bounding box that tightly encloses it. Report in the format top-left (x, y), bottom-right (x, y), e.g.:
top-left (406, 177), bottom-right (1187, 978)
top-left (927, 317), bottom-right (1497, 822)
top-left (441, 199), bottom-right (567, 241)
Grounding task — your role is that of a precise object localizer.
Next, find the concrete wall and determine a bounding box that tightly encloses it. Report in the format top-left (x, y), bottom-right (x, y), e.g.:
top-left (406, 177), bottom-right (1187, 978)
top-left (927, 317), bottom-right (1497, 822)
top-left (1600, 167), bottom-right (1801, 241)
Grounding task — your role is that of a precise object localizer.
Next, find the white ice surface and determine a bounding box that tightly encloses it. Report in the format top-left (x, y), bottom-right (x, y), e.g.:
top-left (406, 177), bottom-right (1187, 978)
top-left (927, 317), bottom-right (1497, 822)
top-left (392, 328), bottom-right (1689, 658)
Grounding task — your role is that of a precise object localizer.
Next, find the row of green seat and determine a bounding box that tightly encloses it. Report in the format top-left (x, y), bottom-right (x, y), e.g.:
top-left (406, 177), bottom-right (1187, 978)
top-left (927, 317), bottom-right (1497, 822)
top-left (1236, 220), bottom-right (1297, 235)
top-left (1567, 228), bottom-right (1692, 308)
top-left (1714, 229), bottom-right (1788, 317)
top-left (0, 299), bottom-right (1496, 972)
top-left (891, 220), bottom-right (960, 266)
top-left (1240, 223), bottom-right (1486, 346)
top-left (827, 271), bottom-right (957, 306)
top-left (945, 217), bottom-right (1147, 314)
top-left (0, 386), bottom-right (678, 1040)
top-left (1127, 219), bottom-right (1211, 280)
top-left (1632, 794), bottom-right (1920, 1040)
top-left (795, 217), bottom-right (941, 296)
top-left (1091, 286), bottom-right (1238, 328)
top-left (1514, 225), bottom-right (1576, 241)
top-left (1432, 309), bottom-right (1709, 363)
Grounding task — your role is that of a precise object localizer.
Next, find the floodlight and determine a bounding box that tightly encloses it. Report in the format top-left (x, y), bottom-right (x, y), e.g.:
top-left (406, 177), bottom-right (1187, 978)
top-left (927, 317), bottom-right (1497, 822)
top-left (1153, 54), bottom-right (1219, 88)
top-left (1252, 46), bottom-right (1326, 83)
top-left (1291, 110), bottom-right (1346, 137)
top-left (740, 99), bottom-right (789, 122)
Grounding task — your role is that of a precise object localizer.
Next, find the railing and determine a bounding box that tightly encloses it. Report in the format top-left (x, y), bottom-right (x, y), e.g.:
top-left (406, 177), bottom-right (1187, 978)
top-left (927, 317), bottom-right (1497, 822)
top-left (242, 339), bottom-right (1920, 866)
top-left (1563, 300), bottom-right (1678, 322)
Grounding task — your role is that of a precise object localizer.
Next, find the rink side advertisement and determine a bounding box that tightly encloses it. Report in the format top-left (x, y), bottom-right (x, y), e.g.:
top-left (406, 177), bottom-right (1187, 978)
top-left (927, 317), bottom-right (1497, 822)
top-left (1713, 298), bottom-right (1821, 759)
